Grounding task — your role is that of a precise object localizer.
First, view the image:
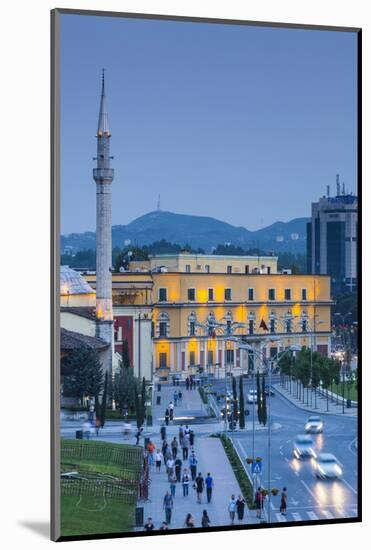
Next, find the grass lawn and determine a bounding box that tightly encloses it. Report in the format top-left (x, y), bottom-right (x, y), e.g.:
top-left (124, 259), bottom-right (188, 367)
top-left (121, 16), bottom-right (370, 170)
top-left (60, 439), bottom-right (142, 537)
top-left (330, 382), bottom-right (358, 402)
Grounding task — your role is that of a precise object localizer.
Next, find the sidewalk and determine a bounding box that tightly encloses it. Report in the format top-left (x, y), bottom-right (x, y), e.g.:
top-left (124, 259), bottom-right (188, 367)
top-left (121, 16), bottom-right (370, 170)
top-left (274, 383), bottom-right (358, 417)
top-left (138, 384), bottom-right (256, 530)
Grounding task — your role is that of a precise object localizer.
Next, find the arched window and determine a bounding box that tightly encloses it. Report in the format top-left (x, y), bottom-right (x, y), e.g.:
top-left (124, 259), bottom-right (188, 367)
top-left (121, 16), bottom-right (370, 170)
top-left (301, 311), bottom-right (308, 332)
top-left (207, 312), bottom-right (216, 336)
top-left (157, 312), bottom-right (170, 338)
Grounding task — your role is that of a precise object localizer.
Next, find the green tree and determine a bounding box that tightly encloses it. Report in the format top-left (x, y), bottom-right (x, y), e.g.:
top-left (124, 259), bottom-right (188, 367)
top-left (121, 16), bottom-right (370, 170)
top-left (239, 376), bottom-right (245, 429)
top-left (320, 357), bottom-right (332, 412)
top-left (62, 345), bottom-right (104, 407)
top-left (113, 362), bottom-right (140, 414)
top-left (261, 375), bottom-right (267, 426)
top-left (121, 337), bottom-right (131, 369)
top-left (232, 375), bottom-right (238, 424)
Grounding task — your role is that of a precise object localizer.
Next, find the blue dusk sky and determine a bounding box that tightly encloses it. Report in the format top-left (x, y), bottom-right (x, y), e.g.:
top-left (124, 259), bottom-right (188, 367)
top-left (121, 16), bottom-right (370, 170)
top-left (60, 14), bottom-right (357, 234)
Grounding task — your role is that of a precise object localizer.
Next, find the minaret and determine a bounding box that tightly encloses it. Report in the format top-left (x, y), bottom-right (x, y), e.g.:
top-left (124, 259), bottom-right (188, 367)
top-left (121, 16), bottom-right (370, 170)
top-left (93, 70), bottom-right (114, 329)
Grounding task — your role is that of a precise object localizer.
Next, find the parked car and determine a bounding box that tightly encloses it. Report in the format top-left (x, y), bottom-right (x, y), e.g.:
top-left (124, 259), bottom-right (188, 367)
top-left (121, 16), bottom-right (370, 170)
top-left (293, 435), bottom-right (317, 459)
top-left (305, 415), bottom-right (323, 434)
top-left (314, 453), bottom-right (342, 479)
top-left (247, 389), bottom-right (258, 404)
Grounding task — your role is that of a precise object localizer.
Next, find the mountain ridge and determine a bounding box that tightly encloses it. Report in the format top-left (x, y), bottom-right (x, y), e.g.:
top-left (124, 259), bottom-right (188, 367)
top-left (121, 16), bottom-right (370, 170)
top-left (61, 210), bottom-right (309, 254)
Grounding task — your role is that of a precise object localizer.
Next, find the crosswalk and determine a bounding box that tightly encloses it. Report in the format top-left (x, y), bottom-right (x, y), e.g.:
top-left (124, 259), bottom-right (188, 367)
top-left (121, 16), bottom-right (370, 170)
top-left (273, 508), bottom-right (358, 523)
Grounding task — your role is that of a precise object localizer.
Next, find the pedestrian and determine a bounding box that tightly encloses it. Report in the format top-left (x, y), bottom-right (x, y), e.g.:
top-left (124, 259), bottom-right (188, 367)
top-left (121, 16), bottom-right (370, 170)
top-left (162, 439), bottom-right (168, 457)
top-left (146, 439), bottom-right (155, 466)
top-left (236, 495), bottom-right (246, 522)
top-left (184, 425), bottom-right (190, 437)
top-left (182, 468), bottom-right (190, 497)
top-left (155, 449), bottom-right (163, 473)
top-left (144, 517), bottom-right (155, 531)
top-left (205, 472), bottom-right (213, 503)
top-left (179, 424), bottom-right (184, 446)
top-left (175, 456), bottom-right (182, 482)
top-left (201, 510), bottom-right (211, 528)
top-left (165, 408), bottom-right (170, 426)
top-left (166, 457), bottom-right (175, 481)
top-left (280, 487), bottom-right (287, 515)
top-left (169, 473), bottom-right (177, 498)
top-left (171, 436), bottom-right (178, 459)
top-left (165, 447), bottom-right (172, 461)
top-left (228, 494), bottom-right (237, 525)
top-left (190, 376), bottom-right (193, 390)
top-left (163, 491), bottom-right (173, 524)
top-left (255, 487), bottom-right (264, 519)
top-left (182, 433), bottom-right (189, 460)
top-left (169, 402), bottom-right (174, 421)
top-left (189, 429), bottom-right (195, 448)
top-left (82, 420), bottom-right (92, 440)
top-left (174, 390), bottom-right (178, 405)
top-left (160, 424), bottom-right (166, 441)
top-left (186, 376), bottom-right (190, 390)
top-left (135, 427), bottom-right (143, 445)
top-left (159, 522), bottom-right (168, 531)
top-left (178, 390), bottom-right (182, 404)
top-left (184, 513), bottom-right (195, 528)
top-left (194, 472), bottom-right (204, 504)
top-left (95, 417), bottom-right (101, 436)
top-left (189, 451), bottom-right (198, 481)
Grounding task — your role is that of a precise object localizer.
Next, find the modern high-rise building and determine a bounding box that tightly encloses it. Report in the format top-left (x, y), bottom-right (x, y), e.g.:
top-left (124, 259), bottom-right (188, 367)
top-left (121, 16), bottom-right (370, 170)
top-left (307, 177), bottom-right (357, 294)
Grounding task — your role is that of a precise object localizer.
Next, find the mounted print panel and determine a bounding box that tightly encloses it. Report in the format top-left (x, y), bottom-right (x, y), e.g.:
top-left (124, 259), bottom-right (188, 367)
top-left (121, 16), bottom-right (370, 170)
top-left (51, 8), bottom-right (361, 542)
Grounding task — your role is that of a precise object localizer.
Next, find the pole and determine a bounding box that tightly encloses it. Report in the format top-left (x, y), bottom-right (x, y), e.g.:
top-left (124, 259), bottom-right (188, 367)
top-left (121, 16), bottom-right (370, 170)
top-left (267, 357), bottom-right (272, 524)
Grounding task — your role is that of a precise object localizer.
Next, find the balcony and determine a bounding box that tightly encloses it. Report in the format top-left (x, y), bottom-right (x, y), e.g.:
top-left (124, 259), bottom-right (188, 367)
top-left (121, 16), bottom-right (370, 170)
top-left (93, 168), bottom-right (114, 181)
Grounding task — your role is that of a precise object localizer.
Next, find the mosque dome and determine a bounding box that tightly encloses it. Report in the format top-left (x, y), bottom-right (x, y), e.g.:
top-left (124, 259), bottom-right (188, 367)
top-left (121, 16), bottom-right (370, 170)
top-left (60, 266), bottom-right (95, 296)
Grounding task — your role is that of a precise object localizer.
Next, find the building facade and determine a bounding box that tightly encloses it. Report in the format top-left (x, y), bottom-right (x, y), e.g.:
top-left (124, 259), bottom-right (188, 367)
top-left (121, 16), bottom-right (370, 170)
top-left (84, 254), bottom-right (332, 381)
top-left (307, 181), bottom-right (357, 294)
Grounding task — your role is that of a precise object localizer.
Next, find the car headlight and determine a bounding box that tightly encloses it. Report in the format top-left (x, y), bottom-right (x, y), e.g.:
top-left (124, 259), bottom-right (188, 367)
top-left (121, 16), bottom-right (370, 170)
top-left (334, 465), bottom-right (342, 475)
top-left (317, 466), bottom-right (326, 475)
top-left (317, 423), bottom-right (323, 430)
top-left (305, 424), bottom-right (311, 430)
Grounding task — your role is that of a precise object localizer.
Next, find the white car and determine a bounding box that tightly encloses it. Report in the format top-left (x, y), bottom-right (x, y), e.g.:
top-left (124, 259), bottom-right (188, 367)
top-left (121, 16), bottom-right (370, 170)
top-left (305, 416), bottom-right (323, 434)
top-left (247, 389), bottom-right (258, 404)
top-left (314, 453), bottom-right (343, 479)
top-left (293, 435), bottom-right (317, 459)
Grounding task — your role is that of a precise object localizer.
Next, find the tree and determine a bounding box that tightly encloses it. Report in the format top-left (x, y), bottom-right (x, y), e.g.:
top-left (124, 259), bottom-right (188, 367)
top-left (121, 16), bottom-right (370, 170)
top-left (62, 345), bottom-right (104, 407)
top-left (256, 371), bottom-right (262, 424)
top-left (320, 357), bottom-right (332, 412)
top-left (239, 376), bottom-right (245, 429)
top-left (113, 362), bottom-right (140, 414)
top-left (99, 371), bottom-right (108, 427)
top-left (232, 375), bottom-right (238, 424)
top-left (261, 375), bottom-right (267, 426)
top-left (121, 337), bottom-right (131, 369)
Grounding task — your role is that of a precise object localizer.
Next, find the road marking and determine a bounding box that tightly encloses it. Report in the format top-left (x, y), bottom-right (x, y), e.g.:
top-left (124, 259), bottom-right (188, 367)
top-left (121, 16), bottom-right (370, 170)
top-left (348, 438), bottom-right (358, 456)
top-left (292, 512), bottom-right (302, 521)
top-left (307, 511), bottom-right (318, 521)
top-left (275, 513), bottom-right (287, 522)
top-left (300, 480), bottom-right (322, 506)
top-left (322, 510), bottom-right (334, 519)
top-left (342, 478), bottom-right (358, 495)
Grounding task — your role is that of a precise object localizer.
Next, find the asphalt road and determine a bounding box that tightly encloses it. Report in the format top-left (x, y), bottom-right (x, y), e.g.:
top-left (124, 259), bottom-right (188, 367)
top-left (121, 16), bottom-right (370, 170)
top-left (211, 377), bottom-right (358, 524)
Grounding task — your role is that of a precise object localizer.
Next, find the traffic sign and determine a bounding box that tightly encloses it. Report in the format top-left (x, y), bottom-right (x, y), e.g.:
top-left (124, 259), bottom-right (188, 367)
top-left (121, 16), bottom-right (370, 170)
top-left (251, 460), bottom-right (262, 474)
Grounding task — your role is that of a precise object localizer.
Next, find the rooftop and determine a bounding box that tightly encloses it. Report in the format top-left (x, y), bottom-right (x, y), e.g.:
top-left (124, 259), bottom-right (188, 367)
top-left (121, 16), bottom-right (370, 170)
top-left (61, 328), bottom-right (110, 351)
top-left (60, 266), bottom-right (95, 296)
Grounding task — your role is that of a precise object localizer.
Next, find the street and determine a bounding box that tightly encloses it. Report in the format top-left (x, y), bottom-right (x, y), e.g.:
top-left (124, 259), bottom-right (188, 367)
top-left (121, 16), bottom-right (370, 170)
top-left (211, 376), bottom-right (358, 523)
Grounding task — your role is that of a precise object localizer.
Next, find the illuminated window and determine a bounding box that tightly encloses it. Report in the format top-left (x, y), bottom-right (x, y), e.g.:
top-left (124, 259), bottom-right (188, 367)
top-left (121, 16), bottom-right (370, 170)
top-left (225, 288), bottom-right (232, 301)
top-left (208, 288), bottom-right (214, 301)
top-left (188, 288), bottom-right (196, 301)
top-left (268, 288), bottom-right (275, 300)
top-left (159, 288), bottom-right (167, 302)
top-left (284, 289), bottom-right (292, 300)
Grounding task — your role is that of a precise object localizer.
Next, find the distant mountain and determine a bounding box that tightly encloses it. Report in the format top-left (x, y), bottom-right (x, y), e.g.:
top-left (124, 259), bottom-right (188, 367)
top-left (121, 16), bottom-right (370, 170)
top-left (61, 210), bottom-right (309, 254)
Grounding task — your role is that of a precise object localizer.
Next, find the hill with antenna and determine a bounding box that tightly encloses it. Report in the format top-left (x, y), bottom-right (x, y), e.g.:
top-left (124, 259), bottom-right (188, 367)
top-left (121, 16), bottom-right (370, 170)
top-left (61, 210), bottom-right (309, 254)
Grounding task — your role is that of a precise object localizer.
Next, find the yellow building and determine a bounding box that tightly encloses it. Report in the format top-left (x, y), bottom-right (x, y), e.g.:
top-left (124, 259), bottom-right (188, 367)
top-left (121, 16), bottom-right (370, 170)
top-left (83, 254), bottom-right (332, 380)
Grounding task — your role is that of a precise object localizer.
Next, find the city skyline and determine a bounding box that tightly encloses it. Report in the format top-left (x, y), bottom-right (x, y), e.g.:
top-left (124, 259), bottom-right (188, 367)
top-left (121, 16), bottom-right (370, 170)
top-left (61, 15), bottom-right (357, 234)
